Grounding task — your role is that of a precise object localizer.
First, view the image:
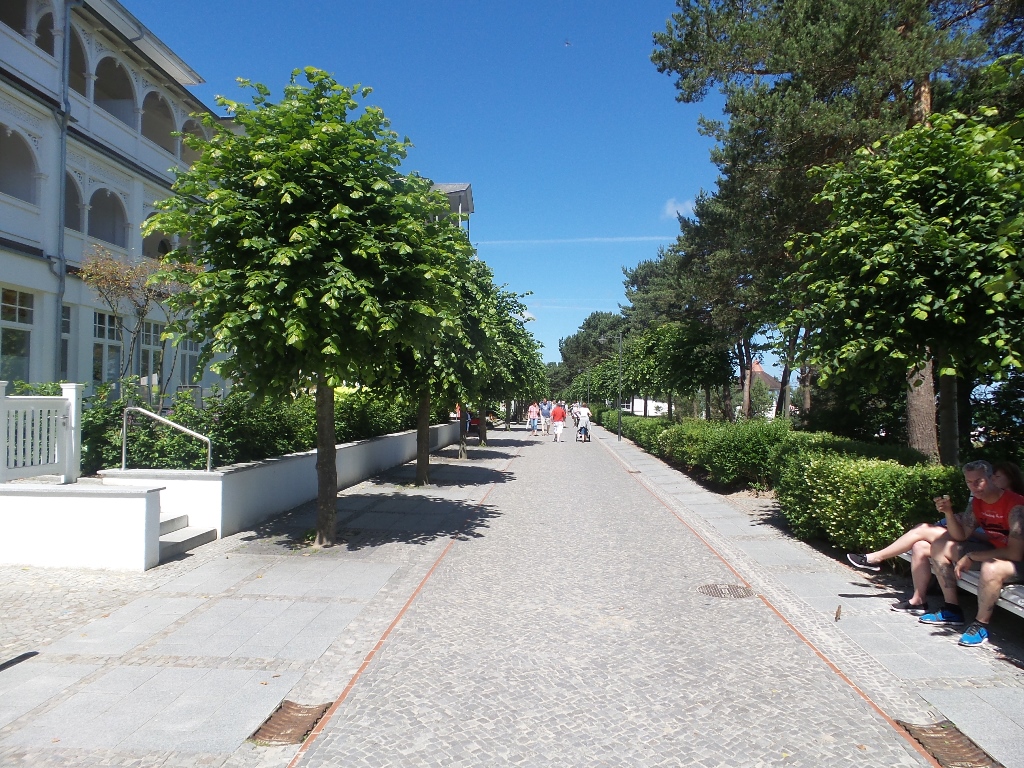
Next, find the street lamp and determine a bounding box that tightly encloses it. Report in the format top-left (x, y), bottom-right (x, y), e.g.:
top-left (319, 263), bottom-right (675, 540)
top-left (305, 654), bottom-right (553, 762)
top-left (598, 332), bottom-right (623, 441)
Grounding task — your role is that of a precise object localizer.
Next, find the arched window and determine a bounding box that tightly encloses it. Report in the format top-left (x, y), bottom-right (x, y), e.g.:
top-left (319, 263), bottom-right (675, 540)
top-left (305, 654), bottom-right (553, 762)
top-left (93, 57), bottom-right (136, 127)
top-left (0, 2), bottom-right (28, 35)
top-left (0, 126), bottom-right (38, 204)
top-left (88, 188), bottom-right (127, 247)
top-left (68, 28), bottom-right (86, 95)
top-left (64, 173), bottom-right (82, 231)
top-left (179, 119), bottom-right (205, 164)
top-left (141, 92), bottom-right (175, 154)
top-left (142, 215), bottom-right (172, 259)
top-left (35, 13), bottom-right (54, 55)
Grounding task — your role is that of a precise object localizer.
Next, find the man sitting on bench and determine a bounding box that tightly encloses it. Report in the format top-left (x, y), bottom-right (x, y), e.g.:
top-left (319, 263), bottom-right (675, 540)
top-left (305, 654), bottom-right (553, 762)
top-left (920, 460), bottom-right (1024, 647)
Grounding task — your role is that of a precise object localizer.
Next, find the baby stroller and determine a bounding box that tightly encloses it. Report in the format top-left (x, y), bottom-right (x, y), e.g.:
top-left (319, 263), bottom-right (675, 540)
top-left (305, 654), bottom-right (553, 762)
top-left (576, 422), bottom-right (590, 442)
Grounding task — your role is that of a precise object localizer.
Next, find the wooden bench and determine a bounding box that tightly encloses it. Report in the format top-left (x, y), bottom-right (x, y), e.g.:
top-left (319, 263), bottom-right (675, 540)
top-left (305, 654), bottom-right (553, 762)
top-left (897, 552), bottom-right (1024, 619)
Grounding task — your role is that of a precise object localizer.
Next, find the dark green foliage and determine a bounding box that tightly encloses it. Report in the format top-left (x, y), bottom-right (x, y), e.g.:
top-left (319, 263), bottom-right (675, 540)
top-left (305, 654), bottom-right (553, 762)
top-left (797, 372), bottom-right (909, 445)
top-left (22, 382), bottom-right (417, 474)
top-left (969, 369), bottom-right (1024, 465)
top-left (775, 455), bottom-right (967, 550)
top-left (603, 412), bottom-right (963, 551)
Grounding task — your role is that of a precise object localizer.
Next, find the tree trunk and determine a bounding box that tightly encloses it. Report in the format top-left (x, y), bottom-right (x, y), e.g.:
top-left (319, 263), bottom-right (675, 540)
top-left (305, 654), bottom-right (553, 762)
top-left (738, 340), bottom-right (753, 419)
top-left (938, 372), bottom-right (959, 466)
top-left (314, 378), bottom-right (338, 547)
top-left (505, 400), bottom-right (511, 430)
top-left (704, 385), bottom-right (712, 420)
top-left (458, 402), bottom-right (468, 459)
top-left (643, 396), bottom-right (648, 417)
top-left (906, 360), bottom-right (939, 461)
top-left (667, 390), bottom-right (673, 420)
top-left (775, 333), bottom-right (797, 418)
top-left (775, 362), bottom-right (791, 419)
top-left (800, 366), bottom-right (812, 413)
top-left (415, 386), bottom-right (431, 486)
top-left (910, 77), bottom-right (932, 127)
top-left (722, 382), bottom-right (735, 422)
top-left (957, 377), bottom-right (973, 456)
top-left (478, 401), bottom-right (488, 446)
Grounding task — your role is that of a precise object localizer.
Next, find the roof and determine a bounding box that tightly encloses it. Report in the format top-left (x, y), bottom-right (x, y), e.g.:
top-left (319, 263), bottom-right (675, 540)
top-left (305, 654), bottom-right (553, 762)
top-left (431, 183), bottom-right (474, 215)
top-left (83, 0), bottom-right (204, 86)
top-left (750, 361), bottom-right (782, 392)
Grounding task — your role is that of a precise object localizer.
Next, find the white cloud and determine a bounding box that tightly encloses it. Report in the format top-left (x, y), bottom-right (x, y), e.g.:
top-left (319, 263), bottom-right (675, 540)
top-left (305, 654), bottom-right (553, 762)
top-left (662, 197), bottom-right (694, 220)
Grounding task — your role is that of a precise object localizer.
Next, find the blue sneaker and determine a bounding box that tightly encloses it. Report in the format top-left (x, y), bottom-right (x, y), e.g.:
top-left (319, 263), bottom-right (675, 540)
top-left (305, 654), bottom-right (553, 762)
top-left (959, 622), bottom-right (989, 647)
top-left (919, 607), bottom-right (965, 626)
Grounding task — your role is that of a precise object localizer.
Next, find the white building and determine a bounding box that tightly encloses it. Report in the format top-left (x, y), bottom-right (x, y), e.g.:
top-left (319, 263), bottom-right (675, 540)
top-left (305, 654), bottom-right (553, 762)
top-left (0, 0), bottom-right (219, 399)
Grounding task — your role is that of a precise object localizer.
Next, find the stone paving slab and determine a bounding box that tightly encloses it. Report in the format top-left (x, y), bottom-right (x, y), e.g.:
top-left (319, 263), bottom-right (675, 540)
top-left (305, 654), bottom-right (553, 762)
top-left (297, 428), bottom-right (928, 768)
top-left (595, 425), bottom-right (1024, 768)
top-left (1, 426), bottom-right (1021, 767)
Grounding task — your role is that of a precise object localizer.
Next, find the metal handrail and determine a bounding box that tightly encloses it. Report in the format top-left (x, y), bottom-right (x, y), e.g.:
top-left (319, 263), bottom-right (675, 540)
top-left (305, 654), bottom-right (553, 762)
top-left (121, 407), bottom-right (213, 472)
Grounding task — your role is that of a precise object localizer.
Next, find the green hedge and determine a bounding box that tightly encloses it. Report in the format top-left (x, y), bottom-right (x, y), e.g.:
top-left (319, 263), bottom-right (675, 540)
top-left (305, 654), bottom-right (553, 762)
top-left (593, 413), bottom-right (975, 552)
top-left (8, 381), bottom-right (416, 474)
top-left (775, 454), bottom-right (967, 550)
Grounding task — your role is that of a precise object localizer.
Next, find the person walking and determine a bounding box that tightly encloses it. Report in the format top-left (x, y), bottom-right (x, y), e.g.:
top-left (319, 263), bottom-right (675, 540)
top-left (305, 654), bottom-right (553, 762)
top-left (527, 402), bottom-right (540, 436)
top-left (539, 399), bottom-right (553, 435)
top-left (551, 401), bottom-right (567, 442)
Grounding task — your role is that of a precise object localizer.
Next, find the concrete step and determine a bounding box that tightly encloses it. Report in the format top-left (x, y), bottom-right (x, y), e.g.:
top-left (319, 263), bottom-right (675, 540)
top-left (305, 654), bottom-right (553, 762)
top-left (160, 513), bottom-right (189, 536)
top-left (159, 526), bottom-right (217, 562)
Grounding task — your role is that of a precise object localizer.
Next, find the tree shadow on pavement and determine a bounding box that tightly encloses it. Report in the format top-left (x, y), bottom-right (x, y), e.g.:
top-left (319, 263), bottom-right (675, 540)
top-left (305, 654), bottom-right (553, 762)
top-left (368, 463), bottom-right (514, 488)
top-left (236, 493), bottom-right (500, 554)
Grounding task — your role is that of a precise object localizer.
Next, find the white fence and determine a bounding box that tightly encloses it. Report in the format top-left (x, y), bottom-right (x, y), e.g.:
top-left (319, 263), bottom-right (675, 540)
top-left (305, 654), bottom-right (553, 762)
top-left (0, 381), bottom-right (83, 484)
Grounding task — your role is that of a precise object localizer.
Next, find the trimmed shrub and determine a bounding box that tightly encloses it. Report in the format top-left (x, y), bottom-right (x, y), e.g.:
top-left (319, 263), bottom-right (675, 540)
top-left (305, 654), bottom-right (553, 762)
top-left (776, 454), bottom-right (968, 550)
top-left (6, 380), bottom-right (415, 473)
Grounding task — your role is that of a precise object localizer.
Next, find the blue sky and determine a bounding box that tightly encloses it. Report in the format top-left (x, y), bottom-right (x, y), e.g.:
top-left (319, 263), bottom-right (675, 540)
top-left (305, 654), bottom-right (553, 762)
top-left (131, 1), bottom-right (727, 365)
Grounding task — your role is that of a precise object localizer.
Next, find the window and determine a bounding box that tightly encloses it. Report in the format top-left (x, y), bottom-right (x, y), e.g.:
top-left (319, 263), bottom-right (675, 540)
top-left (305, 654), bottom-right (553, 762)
top-left (179, 337), bottom-right (201, 385)
top-left (68, 29), bottom-right (86, 96)
top-left (64, 173), bottom-right (82, 231)
top-left (141, 92), bottom-right (175, 154)
top-left (87, 188), bottom-right (127, 247)
top-left (35, 13), bottom-right (54, 55)
top-left (140, 321), bottom-right (164, 401)
top-left (0, 126), bottom-right (39, 204)
top-left (92, 311), bottom-right (121, 383)
top-left (59, 305), bottom-right (71, 380)
top-left (93, 57), bottom-right (136, 127)
top-left (2, 289), bottom-right (34, 324)
top-left (0, 288), bottom-right (33, 381)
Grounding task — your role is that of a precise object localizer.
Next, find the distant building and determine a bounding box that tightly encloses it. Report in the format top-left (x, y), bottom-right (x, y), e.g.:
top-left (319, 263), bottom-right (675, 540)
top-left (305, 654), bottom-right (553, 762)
top-left (431, 182), bottom-right (473, 240)
top-left (0, 0), bottom-right (220, 397)
top-left (749, 360), bottom-right (782, 418)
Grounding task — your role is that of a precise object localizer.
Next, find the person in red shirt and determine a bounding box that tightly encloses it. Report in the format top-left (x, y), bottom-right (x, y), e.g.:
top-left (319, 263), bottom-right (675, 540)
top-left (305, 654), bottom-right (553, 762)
top-left (924, 460), bottom-right (1024, 646)
top-left (550, 401), bottom-right (567, 442)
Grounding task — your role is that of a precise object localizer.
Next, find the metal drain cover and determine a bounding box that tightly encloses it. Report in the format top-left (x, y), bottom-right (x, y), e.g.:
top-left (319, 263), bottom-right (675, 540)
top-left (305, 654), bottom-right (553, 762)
top-left (698, 584), bottom-right (755, 599)
top-left (250, 700), bottom-right (332, 745)
top-left (897, 720), bottom-right (1004, 768)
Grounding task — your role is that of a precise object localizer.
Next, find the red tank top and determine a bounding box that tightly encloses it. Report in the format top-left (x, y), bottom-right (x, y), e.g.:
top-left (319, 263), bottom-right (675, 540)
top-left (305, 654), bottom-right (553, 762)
top-left (972, 489), bottom-right (1024, 549)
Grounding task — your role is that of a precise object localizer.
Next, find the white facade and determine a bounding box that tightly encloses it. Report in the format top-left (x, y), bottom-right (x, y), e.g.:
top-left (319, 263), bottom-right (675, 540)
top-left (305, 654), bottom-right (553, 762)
top-left (0, 0), bottom-right (220, 398)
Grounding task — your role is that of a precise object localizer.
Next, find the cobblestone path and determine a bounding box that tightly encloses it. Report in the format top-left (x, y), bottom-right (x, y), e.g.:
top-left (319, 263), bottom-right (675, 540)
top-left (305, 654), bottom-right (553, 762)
top-left (296, 429), bottom-right (928, 767)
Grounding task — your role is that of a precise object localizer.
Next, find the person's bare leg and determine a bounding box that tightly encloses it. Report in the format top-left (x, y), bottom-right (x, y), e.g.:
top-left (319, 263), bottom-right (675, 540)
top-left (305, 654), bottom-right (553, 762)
top-left (908, 539), bottom-right (933, 605)
top-left (929, 535), bottom-right (961, 605)
top-left (866, 524), bottom-right (945, 565)
top-left (975, 560), bottom-right (1014, 624)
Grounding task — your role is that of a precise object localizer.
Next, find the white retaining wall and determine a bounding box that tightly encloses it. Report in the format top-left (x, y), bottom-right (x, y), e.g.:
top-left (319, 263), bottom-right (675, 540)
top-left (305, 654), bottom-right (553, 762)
top-left (100, 422), bottom-right (462, 537)
top-left (0, 422), bottom-right (460, 571)
top-left (0, 485), bottom-right (161, 570)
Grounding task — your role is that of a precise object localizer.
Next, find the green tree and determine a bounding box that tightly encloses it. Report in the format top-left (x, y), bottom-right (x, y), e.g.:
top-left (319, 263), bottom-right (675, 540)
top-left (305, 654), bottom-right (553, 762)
top-left (652, 0), bottom-right (1024, 446)
top-left (558, 311), bottom-right (627, 373)
top-left (786, 109), bottom-right (1024, 464)
top-left (148, 69), bottom-right (468, 545)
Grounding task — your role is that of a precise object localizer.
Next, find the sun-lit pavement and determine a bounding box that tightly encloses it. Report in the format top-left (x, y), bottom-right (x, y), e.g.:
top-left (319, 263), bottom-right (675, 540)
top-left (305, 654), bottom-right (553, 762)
top-left (1, 423), bottom-right (1022, 767)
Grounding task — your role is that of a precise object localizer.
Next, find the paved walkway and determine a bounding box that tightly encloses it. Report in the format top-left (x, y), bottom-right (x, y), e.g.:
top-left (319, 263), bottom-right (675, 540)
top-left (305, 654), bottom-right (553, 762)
top-left (0, 424), bottom-right (1022, 767)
